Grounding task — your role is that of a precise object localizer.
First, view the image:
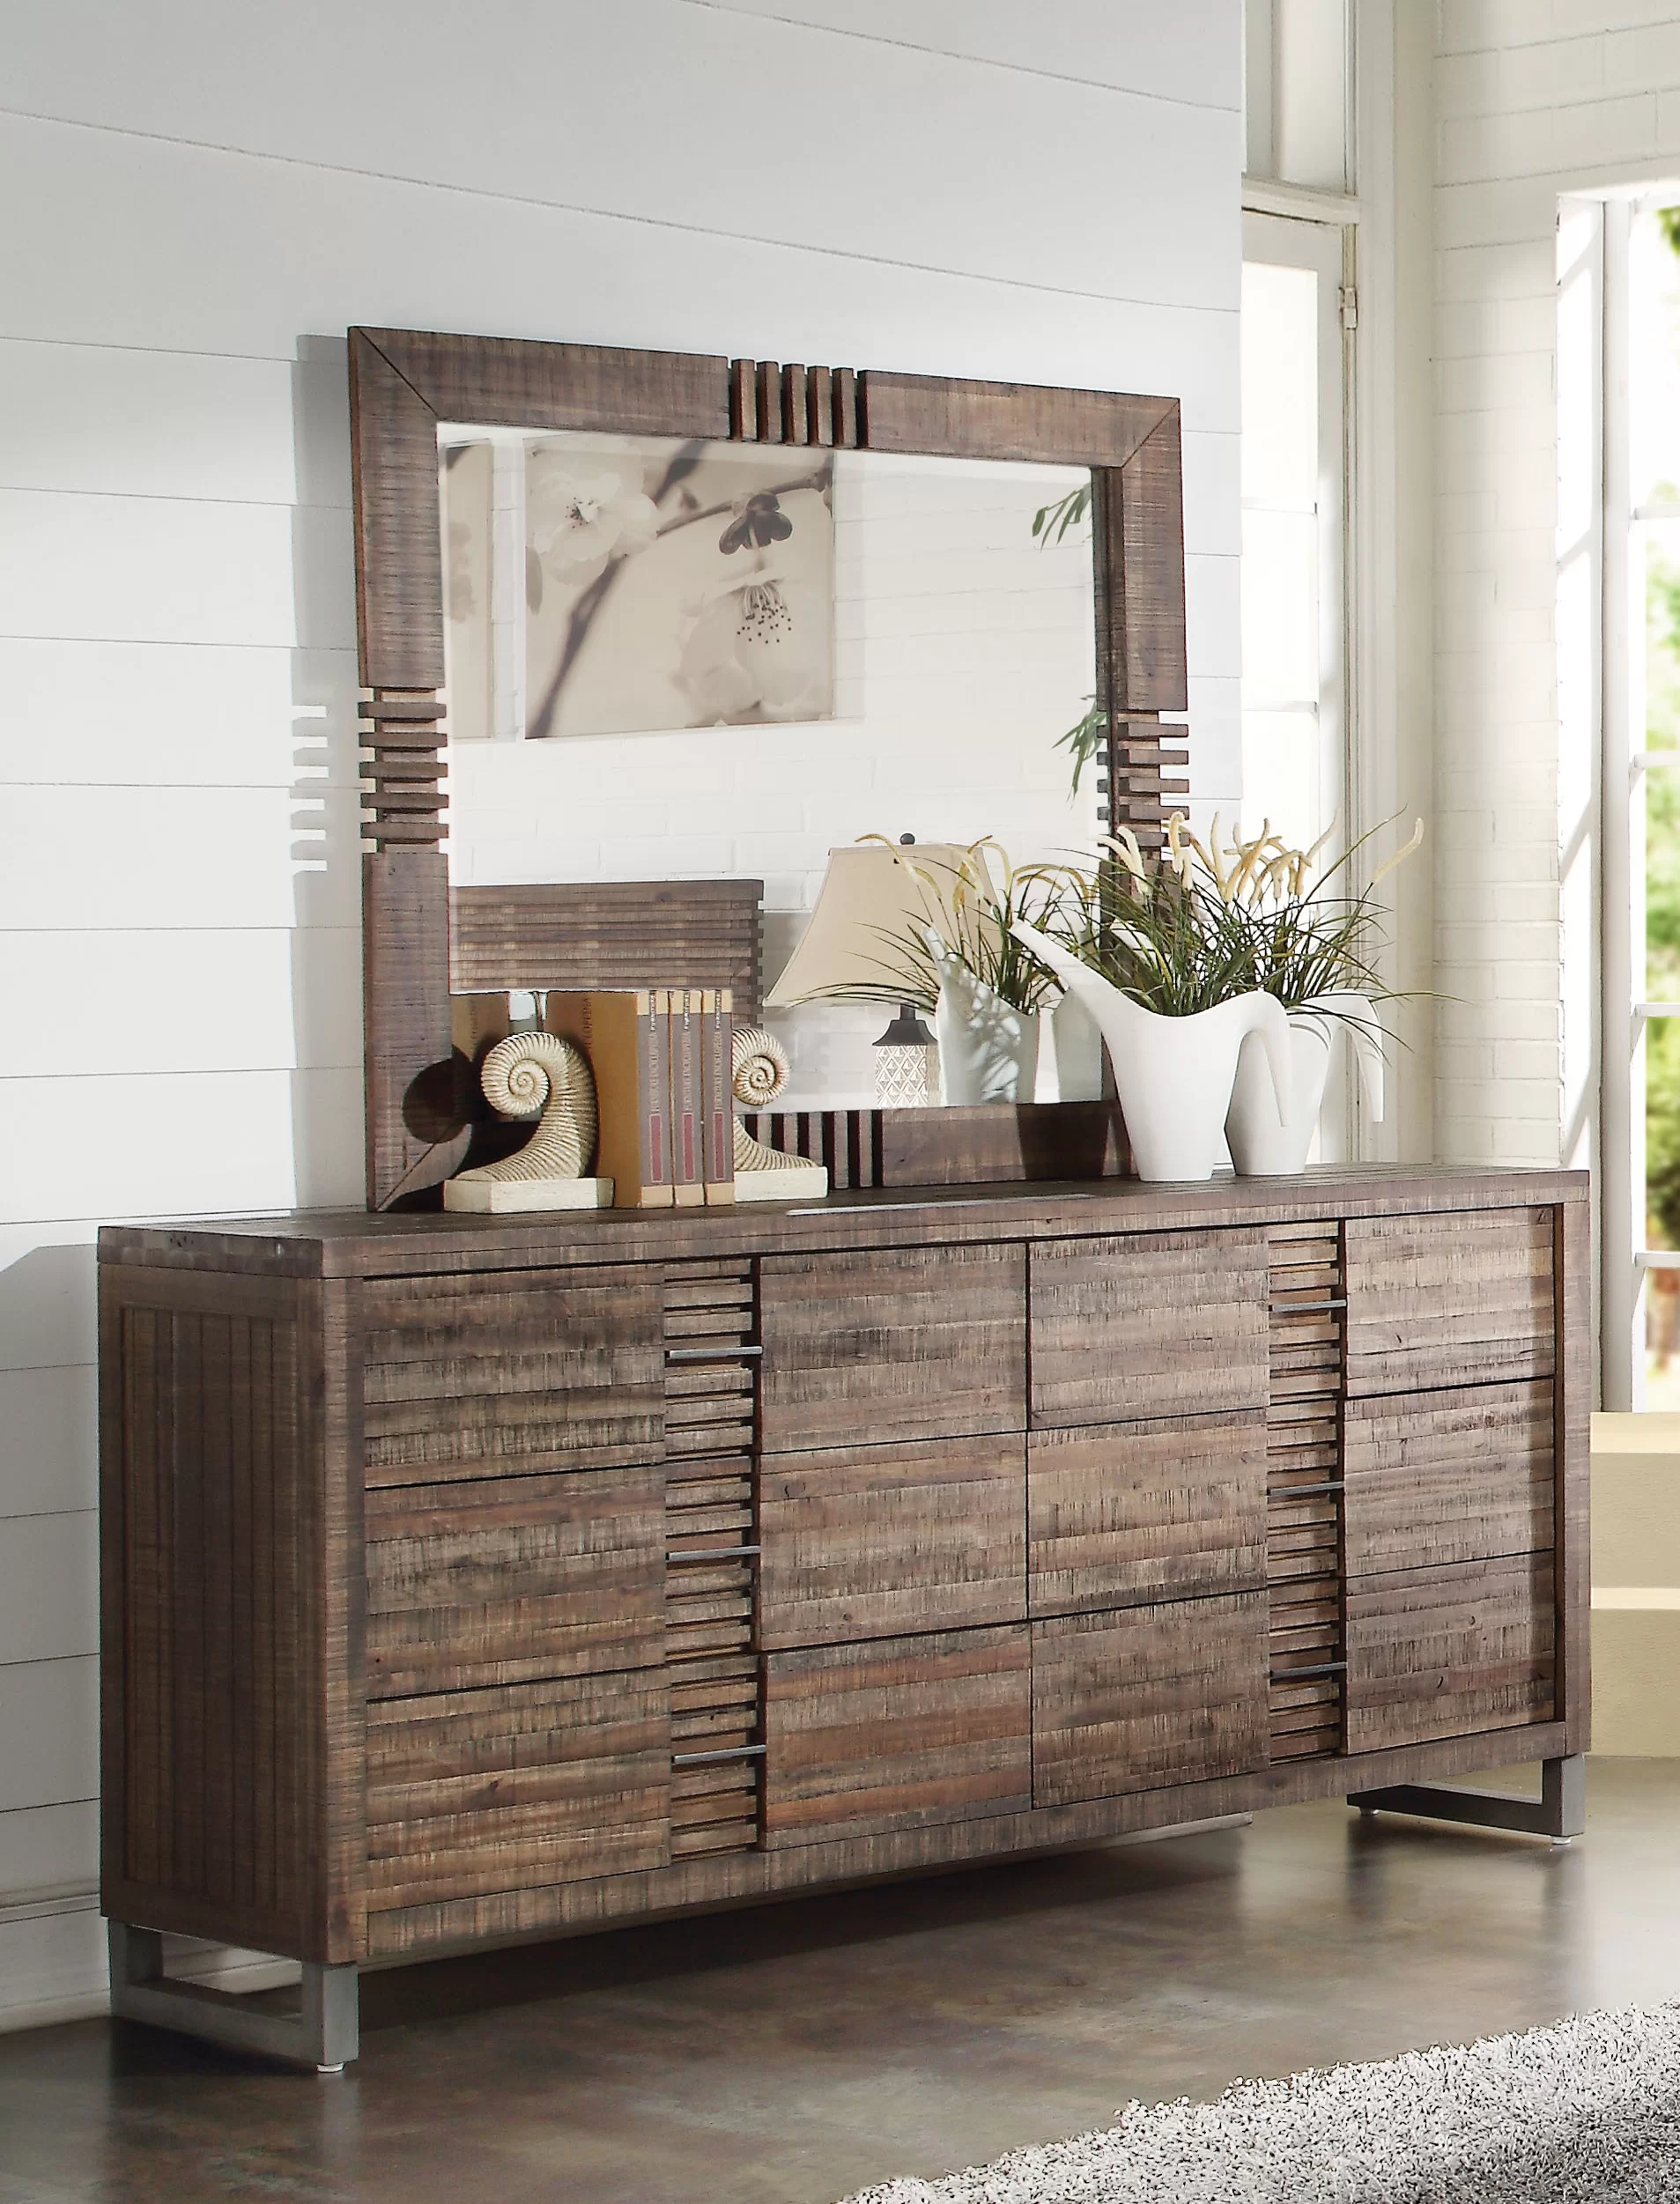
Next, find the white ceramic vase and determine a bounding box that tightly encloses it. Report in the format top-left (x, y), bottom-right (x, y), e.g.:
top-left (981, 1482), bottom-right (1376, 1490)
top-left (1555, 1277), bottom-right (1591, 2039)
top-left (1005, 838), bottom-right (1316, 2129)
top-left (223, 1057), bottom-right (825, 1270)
top-left (1048, 990), bottom-right (1105, 1101)
top-left (1224, 992), bottom-right (1385, 1176)
top-left (925, 933), bottom-right (1040, 1106)
top-left (1010, 920), bottom-right (1292, 1181)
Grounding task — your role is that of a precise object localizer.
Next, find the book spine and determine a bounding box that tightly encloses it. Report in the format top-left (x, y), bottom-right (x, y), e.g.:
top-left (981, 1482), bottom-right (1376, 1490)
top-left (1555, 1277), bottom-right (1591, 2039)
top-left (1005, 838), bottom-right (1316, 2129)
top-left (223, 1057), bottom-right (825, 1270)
top-left (639, 989), bottom-right (674, 1207)
top-left (671, 988), bottom-right (704, 1206)
top-left (702, 988), bottom-right (736, 1204)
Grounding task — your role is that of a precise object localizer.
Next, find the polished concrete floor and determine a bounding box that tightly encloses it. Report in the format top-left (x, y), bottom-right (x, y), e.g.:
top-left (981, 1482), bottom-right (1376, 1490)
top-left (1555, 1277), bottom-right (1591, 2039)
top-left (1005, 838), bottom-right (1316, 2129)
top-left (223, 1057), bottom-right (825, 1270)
top-left (4, 1760), bottom-right (1678, 2204)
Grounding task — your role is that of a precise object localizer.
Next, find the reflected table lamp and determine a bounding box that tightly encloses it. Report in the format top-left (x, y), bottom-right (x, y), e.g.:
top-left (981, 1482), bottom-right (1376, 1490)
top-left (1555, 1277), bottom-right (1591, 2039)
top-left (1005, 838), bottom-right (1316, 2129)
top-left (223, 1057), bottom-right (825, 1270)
top-left (764, 839), bottom-right (972, 1107)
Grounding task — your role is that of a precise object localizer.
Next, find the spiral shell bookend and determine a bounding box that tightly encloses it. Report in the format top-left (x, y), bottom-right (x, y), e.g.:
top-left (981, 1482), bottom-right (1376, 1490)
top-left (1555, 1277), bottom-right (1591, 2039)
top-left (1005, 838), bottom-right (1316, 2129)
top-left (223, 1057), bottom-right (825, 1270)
top-left (442, 1032), bottom-right (614, 1213)
top-left (731, 1026), bottom-right (828, 1202)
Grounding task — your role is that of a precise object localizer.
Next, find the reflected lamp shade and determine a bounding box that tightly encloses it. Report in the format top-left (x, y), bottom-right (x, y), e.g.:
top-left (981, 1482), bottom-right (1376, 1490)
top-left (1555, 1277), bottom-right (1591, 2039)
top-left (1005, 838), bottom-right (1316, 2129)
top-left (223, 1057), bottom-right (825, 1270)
top-left (765, 842), bottom-right (972, 1106)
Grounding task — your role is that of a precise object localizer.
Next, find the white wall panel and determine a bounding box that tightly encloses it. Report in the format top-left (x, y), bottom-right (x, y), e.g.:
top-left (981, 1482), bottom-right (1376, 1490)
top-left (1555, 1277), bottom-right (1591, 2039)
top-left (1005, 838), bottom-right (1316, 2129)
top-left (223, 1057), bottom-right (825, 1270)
top-left (0, 0), bottom-right (1234, 312)
top-left (0, 640), bottom-right (358, 790)
top-left (697, 0), bottom-right (1245, 109)
top-left (0, 929), bottom-right (360, 1081)
top-left (0, 1515), bottom-right (97, 1667)
top-left (0, 342), bottom-right (349, 507)
top-left (0, 1660), bottom-right (99, 1815)
top-left (0, 122), bottom-right (1240, 432)
top-left (0, 1802), bottom-right (98, 1899)
top-left (0, 1230), bottom-right (97, 1373)
top-left (0, 1368), bottom-right (97, 1520)
top-left (0, 1069), bottom-right (363, 1224)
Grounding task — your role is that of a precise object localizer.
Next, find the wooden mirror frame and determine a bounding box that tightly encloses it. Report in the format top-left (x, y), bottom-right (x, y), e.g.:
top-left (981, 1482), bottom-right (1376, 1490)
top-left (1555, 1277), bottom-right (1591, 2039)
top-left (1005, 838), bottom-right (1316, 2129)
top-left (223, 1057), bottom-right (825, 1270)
top-left (347, 325), bottom-right (1190, 1210)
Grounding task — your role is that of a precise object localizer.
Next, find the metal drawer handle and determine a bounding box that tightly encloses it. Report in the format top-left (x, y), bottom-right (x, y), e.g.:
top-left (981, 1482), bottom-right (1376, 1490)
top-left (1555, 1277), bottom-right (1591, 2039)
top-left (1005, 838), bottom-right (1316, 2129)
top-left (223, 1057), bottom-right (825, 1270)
top-left (1267, 1481), bottom-right (1345, 1500)
top-left (1269, 1297), bottom-right (1348, 1313)
top-left (672, 1744), bottom-right (767, 1768)
top-left (665, 1344), bottom-right (764, 1363)
top-left (667, 1544), bottom-right (761, 1564)
top-left (1270, 1660), bottom-right (1349, 1683)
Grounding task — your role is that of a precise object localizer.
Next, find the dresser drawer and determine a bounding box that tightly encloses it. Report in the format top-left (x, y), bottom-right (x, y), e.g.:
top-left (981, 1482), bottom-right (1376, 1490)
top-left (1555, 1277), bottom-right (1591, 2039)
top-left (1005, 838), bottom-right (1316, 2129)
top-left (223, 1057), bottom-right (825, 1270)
top-left (1343, 1379), bottom-right (1555, 1577)
top-left (360, 1266), bottom-right (662, 1483)
top-left (764, 1624), bottom-right (1031, 1846)
top-left (1345, 1554), bottom-right (1556, 1753)
top-left (1027, 1413), bottom-right (1268, 1616)
top-left (760, 1433), bottom-right (1025, 1647)
top-left (760, 1243), bottom-right (1025, 1450)
top-left (364, 1465), bottom-right (664, 1697)
top-left (1028, 1228), bottom-right (1269, 1428)
top-left (1343, 1209), bottom-right (1554, 1397)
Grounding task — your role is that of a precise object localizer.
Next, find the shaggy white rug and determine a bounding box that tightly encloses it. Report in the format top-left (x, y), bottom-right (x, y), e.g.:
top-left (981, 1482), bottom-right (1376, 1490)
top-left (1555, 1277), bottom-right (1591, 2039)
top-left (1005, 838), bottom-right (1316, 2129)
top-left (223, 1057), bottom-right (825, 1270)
top-left (839, 2004), bottom-right (1680, 2203)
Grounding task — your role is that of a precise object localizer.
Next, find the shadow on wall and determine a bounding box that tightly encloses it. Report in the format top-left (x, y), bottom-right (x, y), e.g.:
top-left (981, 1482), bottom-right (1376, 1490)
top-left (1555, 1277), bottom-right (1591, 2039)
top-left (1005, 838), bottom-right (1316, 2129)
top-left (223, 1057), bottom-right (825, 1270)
top-left (291, 335), bottom-right (364, 1212)
top-left (0, 1239), bottom-right (99, 1369)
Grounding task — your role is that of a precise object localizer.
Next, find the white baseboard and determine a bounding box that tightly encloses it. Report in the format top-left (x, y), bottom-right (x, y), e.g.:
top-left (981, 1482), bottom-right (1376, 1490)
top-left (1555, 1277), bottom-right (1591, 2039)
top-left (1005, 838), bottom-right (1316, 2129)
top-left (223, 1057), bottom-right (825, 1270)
top-left (0, 1889), bottom-right (300, 2037)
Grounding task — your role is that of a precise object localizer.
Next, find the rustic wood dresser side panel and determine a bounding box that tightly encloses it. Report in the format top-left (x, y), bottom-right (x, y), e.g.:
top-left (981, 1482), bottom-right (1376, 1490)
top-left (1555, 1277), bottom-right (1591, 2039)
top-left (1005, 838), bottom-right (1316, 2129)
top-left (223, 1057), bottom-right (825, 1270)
top-left (100, 1265), bottom-right (351, 1963)
top-left (759, 1244), bottom-right (1025, 1451)
top-left (1028, 1227), bottom-right (1269, 1428)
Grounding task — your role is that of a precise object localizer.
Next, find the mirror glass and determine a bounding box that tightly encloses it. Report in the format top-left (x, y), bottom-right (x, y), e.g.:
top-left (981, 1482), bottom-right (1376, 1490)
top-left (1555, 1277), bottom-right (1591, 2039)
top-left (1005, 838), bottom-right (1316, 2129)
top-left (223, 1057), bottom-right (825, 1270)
top-left (439, 424), bottom-right (1100, 1103)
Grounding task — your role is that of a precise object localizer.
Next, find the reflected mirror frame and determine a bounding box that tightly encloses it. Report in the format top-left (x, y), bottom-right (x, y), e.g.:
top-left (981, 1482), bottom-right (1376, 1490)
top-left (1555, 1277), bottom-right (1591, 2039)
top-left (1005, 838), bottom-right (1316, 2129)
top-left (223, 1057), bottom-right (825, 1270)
top-left (347, 325), bottom-right (1188, 1210)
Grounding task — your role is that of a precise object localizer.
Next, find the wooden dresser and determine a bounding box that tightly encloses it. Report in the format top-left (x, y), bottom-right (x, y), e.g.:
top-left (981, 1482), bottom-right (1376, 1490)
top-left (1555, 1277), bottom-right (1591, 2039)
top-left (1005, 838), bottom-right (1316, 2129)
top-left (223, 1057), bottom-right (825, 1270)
top-left (99, 1165), bottom-right (1589, 2067)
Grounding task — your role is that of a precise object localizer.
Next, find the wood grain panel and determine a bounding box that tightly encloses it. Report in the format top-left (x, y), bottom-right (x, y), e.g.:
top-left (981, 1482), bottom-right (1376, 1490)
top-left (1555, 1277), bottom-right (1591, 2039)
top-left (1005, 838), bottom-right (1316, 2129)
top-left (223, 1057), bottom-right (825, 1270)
top-left (1343, 1380), bottom-right (1555, 1578)
top-left (1026, 1415), bottom-right (1267, 1616)
top-left (670, 1654), bottom-right (761, 1858)
top-left (365, 327), bottom-right (730, 442)
top-left (1105, 410), bottom-right (1188, 713)
top-left (743, 1099), bottom-right (1129, 1190)
top-left (1344, 1555), bottom-right (1556, 1753)
top-left (360, 1267), bottom-right (661, 1482)
top-left (449, 878), bottom-right (763, 1018)
top-left (1029, 1228), bottom-right (1269, 1428)
top-left (100, 1269), bottom-right (340, 1961)
top-left (760, 1244), bottom-right (1025, 1450)
top-left (365, 1671), bottom-right (669, 1910)
top-left (348, 330), bottom-right (445, 692)
top-left (861, 372), bottom-right (1171, 467)
top-left (1265, 1223), bottom-right (1346, 1761)
top-left (364, 1464), bottom-right (664, 1697)
top-left (363, 846), bottom-right (463, 1210)
top-left (760, 1434), bottom-right (1025, 1646)
top-left (764, 1626), bottom-right (1031, 1846)
top-left (1031, 1592), bottom-right (1269, 1807)
top-left (1343, 1209), bottom-right (1555, 1395)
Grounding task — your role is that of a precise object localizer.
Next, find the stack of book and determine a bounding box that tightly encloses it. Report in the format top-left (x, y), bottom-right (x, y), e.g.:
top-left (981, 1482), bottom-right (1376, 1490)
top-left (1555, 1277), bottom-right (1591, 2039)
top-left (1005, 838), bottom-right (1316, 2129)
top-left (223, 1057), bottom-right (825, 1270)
top-left (548, 987), bottom-right (738, 1208)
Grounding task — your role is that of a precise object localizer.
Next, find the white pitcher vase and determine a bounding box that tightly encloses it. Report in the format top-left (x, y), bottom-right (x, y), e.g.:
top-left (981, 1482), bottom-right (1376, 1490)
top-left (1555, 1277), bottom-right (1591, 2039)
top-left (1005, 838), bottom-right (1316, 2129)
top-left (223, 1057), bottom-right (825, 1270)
top-left (1010, 920), bottom-right (1292, 1181)
top-left (924, 932), bottom-right (1040, 1106)
top-left (1225, 992), bottom-right (1385, 1176)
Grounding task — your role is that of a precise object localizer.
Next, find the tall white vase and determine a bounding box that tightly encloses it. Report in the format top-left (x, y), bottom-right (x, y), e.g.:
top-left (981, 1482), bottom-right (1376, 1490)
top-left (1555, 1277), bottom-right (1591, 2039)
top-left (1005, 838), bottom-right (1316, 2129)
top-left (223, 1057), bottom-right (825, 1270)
top-left (1010, 920), bottom-right (1292, 1181)
top-left (925, 934), bottom-right (1040, 1106)
top-left (1225, 992), bottom-right (1385, 1176)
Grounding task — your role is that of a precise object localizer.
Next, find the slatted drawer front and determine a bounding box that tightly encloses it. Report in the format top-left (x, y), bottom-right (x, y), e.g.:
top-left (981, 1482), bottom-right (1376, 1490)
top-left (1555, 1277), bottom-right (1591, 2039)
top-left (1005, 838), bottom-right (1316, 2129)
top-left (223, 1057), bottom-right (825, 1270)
top-left (364, 1466), bottom-right (665, 1697)
top-left (1343, 1208), bottom-right (1555, 1396)
top-left (760, 1434), bottom-right (1026, 1647)
top-left (760, 1243), bottom-right (1026, 1450)
top-left (664, 1261), bottom-right (765, 1857)
top-left (1030, 1593), bottom-right (1269, 1809)
top-left (1028, 1228), bottom-right (1269, 1428)
top-left (365, 1673), bottom-right (670, 1913)
top-left (1266, 1224), bottom-right (1347, 1764)
top-left (361, 1266), bottom-right (662, 1483)
top-left (1343, 1380), bottom-right (1555, 1576)
top-left (764, 1625), bottom-right (1032, 1847)
top-left (1026, 1416), bottom-right (1267, 1617)
top-left (1344, 1553), bottom-right (1556, 1753)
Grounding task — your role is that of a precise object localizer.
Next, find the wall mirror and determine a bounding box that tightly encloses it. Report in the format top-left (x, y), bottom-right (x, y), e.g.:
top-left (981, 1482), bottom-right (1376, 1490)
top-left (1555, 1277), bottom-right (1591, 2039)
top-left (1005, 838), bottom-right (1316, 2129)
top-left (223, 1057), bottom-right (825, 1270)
top-left (436, 420), bottom-right (1102, 1109)
top-left (349, 329), bottom-right (1189, 1208)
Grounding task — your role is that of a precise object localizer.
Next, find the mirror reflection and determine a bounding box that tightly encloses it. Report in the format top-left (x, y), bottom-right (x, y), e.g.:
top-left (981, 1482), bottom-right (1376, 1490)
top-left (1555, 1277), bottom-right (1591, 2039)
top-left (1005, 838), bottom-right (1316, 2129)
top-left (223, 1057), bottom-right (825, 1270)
top-left (440, 425), bottom-right (1100, 1103)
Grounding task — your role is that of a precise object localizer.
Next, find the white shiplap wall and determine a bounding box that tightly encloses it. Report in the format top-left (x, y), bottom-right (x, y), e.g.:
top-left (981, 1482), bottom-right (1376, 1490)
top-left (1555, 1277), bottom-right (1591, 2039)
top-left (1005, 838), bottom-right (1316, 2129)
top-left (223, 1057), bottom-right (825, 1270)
top-left (1433, 0), bottom-right (1680, 1169)
top-left (0, 1), bottom-right (1244, 2027)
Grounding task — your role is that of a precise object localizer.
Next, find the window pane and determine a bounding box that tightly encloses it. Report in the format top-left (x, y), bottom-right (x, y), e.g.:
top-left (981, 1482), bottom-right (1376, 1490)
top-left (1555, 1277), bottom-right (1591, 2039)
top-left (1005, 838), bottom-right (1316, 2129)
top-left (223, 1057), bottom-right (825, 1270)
top-left (1240, 263), bottom-right (1319, 508)
top-left (1241, 507), bottom-right (1319, 706)
top-left (1239, 709), bottom-right (1321, 854)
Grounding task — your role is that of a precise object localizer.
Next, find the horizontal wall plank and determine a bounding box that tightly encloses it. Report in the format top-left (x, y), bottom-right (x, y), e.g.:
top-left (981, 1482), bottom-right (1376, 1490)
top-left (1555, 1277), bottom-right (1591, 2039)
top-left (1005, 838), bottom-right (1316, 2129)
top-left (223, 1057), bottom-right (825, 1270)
top-left (0, 1657), bottom-right (99, 1814)
top-left (0, 1799), bottom-right (98, 1900)
top-left (0, 1513), bottom-right (96, 1664)
top-left (0, 1230), bottom-right (97, 1371)
top-left (0, 1365), bottom-right (96, 1517)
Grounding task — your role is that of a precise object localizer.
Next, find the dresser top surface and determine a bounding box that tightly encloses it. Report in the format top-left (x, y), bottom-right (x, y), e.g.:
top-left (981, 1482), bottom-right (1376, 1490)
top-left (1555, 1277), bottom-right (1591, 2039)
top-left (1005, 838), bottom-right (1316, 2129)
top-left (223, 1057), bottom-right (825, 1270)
top-left (98, 1164), bottom-right (1588, 1280)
